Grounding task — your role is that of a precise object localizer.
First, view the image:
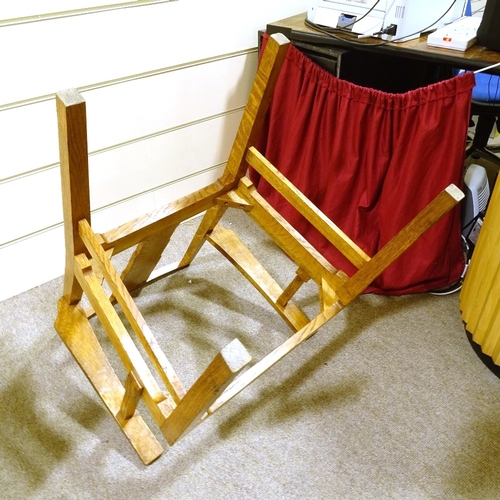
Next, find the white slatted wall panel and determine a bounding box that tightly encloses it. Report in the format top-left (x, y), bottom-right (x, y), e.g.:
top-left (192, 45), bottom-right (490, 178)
top-left (0, 1), bottom-right (310, 300)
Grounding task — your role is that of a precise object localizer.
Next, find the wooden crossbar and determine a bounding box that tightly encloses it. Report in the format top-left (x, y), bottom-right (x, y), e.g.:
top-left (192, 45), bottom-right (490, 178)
top-left (277, 268), bottom-right (311, 307)
top-left (79, 218), bottom-right (186, 403)
top-left (207, 224), bottom-right (310, 331)
top-left (246, 146), bottom-right (371, 269)
top-left (118, 371), bottom-right (144, 421)
top-left (338, 184), bottom-right (464, 304)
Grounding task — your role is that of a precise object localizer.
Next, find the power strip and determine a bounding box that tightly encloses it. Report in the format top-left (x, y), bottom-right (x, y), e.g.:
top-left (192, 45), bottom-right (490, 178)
top-left (427, 16), bottom-right (482, 51)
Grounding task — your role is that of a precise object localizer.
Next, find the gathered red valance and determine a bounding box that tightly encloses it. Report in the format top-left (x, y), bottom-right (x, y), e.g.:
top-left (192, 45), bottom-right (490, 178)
top-left (252, 40), bottom-right (476, 294)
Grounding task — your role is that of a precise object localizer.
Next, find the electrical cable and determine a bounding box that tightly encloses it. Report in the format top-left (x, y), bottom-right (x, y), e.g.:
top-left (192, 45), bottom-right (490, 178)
top-left (304, 18), bottom-right (393, 47)
top-left (305, 0), bottom-right (463, 46)
top-left (311, 0), bottom-right (383, 33)
top-left (461, 212), bottom-right (482, 238)
top-left (388, 0), bottom-right (460, 42)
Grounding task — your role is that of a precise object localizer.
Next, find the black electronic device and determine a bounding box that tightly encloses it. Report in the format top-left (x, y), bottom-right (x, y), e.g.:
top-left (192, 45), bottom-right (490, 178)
top-left (477, 0), bottom-right (500, 50)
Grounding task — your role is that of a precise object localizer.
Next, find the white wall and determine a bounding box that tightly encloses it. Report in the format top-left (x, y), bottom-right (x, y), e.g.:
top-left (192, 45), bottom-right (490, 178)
top-left (0, 0), bottom-right (310, 301)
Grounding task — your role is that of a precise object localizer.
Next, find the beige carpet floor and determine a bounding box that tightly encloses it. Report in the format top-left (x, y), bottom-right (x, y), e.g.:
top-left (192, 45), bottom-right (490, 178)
top-left (1, 209), bottom-right (500, 500)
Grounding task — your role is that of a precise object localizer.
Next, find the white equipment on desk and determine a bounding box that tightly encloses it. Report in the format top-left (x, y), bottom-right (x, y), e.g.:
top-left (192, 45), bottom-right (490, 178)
top-left (308, 0), bottom-right (386, 35)
top-left (307, 0), bottom-right (470, 42)
top-left (427, 15), bottom-right (481, 51)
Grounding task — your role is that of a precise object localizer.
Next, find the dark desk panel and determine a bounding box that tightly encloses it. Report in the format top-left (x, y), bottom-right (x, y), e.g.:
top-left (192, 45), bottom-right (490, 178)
top-left (266, 13), bottom-right (500, 76)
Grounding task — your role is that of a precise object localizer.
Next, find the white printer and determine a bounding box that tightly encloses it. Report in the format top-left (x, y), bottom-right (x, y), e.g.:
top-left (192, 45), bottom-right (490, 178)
top-left (307, 0), bottom-right (470, 42)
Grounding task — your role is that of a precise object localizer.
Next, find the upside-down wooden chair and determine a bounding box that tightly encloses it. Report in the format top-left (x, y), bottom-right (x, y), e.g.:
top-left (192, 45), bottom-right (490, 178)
top-left (54, 33), bottom-right (464, 465)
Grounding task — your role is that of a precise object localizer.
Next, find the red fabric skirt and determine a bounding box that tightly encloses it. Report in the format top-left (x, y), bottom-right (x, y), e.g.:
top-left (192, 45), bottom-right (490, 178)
top-left (252, 41), bottom-right (476, 294)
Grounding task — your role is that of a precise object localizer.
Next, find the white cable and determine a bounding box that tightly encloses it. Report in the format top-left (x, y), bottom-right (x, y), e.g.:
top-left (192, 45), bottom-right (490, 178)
top-left (475, 62), bottom-right (500, 74)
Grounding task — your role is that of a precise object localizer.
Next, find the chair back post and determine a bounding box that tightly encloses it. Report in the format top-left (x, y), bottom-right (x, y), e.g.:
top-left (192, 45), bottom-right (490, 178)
top-left (56, 89), bottom-right (91, 304)
top-left (219, 33), bottom-right (290, 187)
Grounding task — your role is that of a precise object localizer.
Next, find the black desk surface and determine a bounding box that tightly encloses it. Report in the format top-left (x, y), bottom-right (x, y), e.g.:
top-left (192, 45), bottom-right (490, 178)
top-left (266, 13), bottom-right (500, 75)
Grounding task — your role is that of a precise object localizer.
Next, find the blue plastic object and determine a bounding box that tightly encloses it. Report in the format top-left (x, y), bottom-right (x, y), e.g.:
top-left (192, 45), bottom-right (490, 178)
top-left (472, 72), bottom-right (500, 102)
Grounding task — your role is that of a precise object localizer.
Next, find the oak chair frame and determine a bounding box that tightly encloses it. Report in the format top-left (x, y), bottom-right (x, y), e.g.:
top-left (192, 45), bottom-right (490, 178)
top-left (54, 33), bottom-right (464, 465)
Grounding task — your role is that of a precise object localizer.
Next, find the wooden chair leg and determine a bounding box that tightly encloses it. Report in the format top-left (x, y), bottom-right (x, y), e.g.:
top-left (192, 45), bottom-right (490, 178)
top-left (121, 226), bottom-right (178, 291)
top-left (56, 89), bottom-right (91, 304)
top-left (161, 339), bottom-right (251, 445)
top-left (219, 33), bottom-right (291, 187)
top-left (55, 298), bottom-right (164, 465)
top-left (178, 204), bottom-right (229, 267)
top-left (339, 185), bottom-right (465, 304)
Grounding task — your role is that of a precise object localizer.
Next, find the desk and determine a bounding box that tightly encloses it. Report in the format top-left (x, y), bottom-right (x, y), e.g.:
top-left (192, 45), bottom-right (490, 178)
top-left (266, 13), bottom-right (500, 76)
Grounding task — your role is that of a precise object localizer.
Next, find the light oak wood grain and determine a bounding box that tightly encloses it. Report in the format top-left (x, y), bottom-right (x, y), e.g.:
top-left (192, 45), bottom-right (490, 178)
top-left (277, 267), bottom-right (311, 308)
top-left (161, 339), bottom-right (251, 445)
top-left (55, 298), bottom-right (164, 465)
top-left (207, 224), bottom-right (310, 331)
top-left (246, 146), bottom-right (371, 269)
top-left (56, 90), bottom-right (90, 304)
top-left (118, 370), bottom-right (144, 421)
top-left (78, 218), bottom-right (186, 403)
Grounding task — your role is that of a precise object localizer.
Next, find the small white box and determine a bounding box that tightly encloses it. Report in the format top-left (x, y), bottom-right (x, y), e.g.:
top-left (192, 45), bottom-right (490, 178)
top-left (427, 16), bottom-right (482, 51)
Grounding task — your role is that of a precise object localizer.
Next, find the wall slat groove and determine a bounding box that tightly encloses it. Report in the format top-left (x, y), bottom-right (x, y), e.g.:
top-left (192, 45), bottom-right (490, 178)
top-left (0, 107), bottom-right (244, 185)
top-left (0, 48), bottom-right (255, 112)
top-left (0, 0), bottom-right (310, 300)
top-left (0, 162), bottom-right (224, 251)
top-left (0, 1), bottom-right (175, 28)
